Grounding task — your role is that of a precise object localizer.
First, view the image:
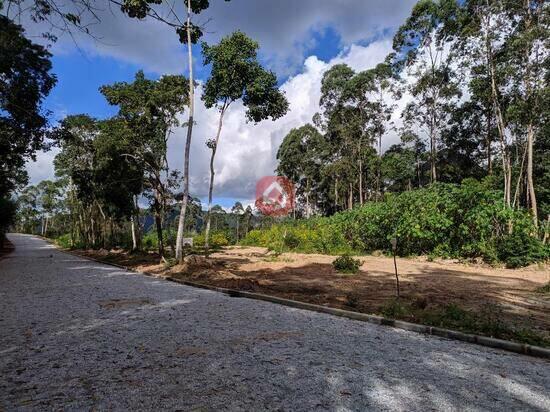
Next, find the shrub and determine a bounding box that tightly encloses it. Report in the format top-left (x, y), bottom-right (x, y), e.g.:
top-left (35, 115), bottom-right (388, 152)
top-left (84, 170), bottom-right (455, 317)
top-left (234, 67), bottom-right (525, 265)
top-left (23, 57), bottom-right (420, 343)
top-left (497, 231), bottom-right (548, 268)
top-left (241, 180), bottom-right (548, 267)
top-left (55, 233), bottom-right (72, 248)
top-left (55, 233), bottom-right (85, 249)
top-left (381, 299), bottom-right (409, 318)
top-left (193, 232), bottom-right (230, 248)
top-left (332, 254), bottom-right (361, 274)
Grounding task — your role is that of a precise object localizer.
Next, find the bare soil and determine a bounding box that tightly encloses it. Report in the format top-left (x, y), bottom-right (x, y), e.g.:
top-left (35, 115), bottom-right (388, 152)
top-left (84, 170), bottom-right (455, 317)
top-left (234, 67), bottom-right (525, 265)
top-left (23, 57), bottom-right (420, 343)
top-left (73, 245), bottom-right (550, 343)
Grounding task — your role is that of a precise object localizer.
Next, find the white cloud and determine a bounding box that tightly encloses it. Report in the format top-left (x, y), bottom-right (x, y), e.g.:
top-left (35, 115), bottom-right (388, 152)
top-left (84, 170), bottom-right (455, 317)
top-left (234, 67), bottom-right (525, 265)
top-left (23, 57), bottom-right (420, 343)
top-left (10, 0), bottom-right (416, 76)
top-left (165, 38), bottom-right (400, 203)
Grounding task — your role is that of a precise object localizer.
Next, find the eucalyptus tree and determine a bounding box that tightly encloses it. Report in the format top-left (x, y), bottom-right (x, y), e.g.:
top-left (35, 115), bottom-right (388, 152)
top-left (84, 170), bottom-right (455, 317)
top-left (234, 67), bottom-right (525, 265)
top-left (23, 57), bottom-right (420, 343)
top-left (457, 0), bottom-right (516, 206)
top-left (231, 201), bottom-right (244, 241)
top-left (201, 31), bottom-right (289, 251)
top-left (100, 71), bottom-right (187, 258)
top-left (277, 124), bottom-right (326, 217)
top-left (317, 64), bottom-right (363, 207)
top-left (352, 63), bottom-right (399, 199)
top-left (171, 0), bottom-right (231, 262)
top-left (36, 180), bottom-right (63, 236)
top-left (392, 0), bottom-right (461, 184)
top-left (504, 0), bottom-right (548, 226)
top-left (457, 0), bottom-right (548, 225)
top-left (15, 185), bottom-right (40, 234)
top-left (317, 63), bottom-right (390, 206)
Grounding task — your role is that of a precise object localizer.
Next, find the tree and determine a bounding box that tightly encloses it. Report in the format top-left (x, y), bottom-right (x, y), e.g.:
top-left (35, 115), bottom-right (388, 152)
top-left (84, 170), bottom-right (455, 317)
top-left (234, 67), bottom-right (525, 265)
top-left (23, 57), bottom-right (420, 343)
top-left (100, 71), bottom-right (187, 259)
top-left (457, 0), bottom-right (516, 206)
top-left (53, 115), bottom-right (143, 248)
top-left (36, 180), bottom-right (62, 236)
top-left (173, 0), bottom-right (231, 262)
top-left (0, 15), bottom-right (56, 198)
top-left (201, 31), bottom-right (288, 251)
top-left (392, 0), bottom-right (462, 183)
top-left (231, 201), bottom-right (244, 241)
top-left (356, 63), bottom-right (399, 198)
top-left (505, 0), bottom-right (548, 227)
top-left (277, 125), bottom-right (325, 217)
top-left (0, 197), bottom-right (17, 247)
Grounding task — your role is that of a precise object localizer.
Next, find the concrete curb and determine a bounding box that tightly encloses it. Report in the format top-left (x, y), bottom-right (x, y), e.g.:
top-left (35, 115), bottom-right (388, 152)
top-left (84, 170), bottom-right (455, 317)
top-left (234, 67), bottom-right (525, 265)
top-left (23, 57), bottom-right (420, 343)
top-left (42, 237), bottom-right (550, 360)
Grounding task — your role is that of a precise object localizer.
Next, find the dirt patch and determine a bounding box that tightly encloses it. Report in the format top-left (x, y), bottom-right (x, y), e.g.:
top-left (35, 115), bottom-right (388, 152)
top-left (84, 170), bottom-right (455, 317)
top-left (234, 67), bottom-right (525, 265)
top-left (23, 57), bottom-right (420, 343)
top-left (70, 246), bottom-right (550, 345)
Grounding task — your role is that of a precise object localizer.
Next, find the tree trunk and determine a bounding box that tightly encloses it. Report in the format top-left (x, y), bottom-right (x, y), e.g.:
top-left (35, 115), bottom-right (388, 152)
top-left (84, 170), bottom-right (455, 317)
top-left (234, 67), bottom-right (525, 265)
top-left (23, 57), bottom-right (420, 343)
top-left (526, 124), bottom-right (538, 227)
top-left (348, 182), bottom-right (353, 210)
top-left (484, 11), bottom-right (511, 206)
top-left (131, 216), bottom-right (138, 251)
top-left (377, 133), bottom-right (382, 199)
top-left (430, 124), bottom-right (437, 183)
top-left (205, 105), bottom-right (227, 252)
top-left (334, 178), bottom-right (339, 210)
top-left (154, 207), bottom-right (164, 258)
top-left (134, 195), bottom-right (142, 250)
top-left (175, 0), bottom-right (195, 262)
top-left (358, 159), bottom-right (363, 205)
top-left (486, 111), bottom-right (492, 174)
top-left (513, 143), bottom-right (527, 209)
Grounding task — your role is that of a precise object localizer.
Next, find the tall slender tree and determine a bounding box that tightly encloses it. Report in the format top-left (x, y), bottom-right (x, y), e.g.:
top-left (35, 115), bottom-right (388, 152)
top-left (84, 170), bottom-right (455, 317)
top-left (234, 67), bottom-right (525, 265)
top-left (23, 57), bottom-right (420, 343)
top-left (201, 31), bottom-right (288, 251)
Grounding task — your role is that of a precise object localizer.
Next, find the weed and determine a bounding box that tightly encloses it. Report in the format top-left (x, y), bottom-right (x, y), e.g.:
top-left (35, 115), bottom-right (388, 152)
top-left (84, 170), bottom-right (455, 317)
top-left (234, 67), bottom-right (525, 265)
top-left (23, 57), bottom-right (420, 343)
top-left (345, 293), bottom-right (359, 308)
top-left (332, 254), bottom-right (361, 274)
top-left (381, 299), bottom-right (410, 318)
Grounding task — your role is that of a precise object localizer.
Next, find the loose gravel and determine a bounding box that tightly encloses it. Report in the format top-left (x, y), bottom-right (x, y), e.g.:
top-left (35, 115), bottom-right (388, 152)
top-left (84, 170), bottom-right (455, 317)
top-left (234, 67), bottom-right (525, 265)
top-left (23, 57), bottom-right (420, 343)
top-left (1, 234), bottom-right (549, 411)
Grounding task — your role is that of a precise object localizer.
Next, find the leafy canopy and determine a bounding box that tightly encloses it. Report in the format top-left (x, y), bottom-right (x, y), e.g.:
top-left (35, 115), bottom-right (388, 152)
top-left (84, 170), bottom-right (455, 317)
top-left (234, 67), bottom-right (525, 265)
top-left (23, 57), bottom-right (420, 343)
top-left (201, 31), bottom-right (289, 122)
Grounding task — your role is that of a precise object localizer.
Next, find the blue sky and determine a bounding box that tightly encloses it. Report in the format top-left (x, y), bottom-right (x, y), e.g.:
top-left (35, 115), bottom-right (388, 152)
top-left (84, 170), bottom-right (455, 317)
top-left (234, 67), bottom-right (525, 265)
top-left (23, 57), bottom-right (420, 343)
top-left (16, 0), bottom-right (417, 209)
top-left (44, 26), bottom-right (345, 124)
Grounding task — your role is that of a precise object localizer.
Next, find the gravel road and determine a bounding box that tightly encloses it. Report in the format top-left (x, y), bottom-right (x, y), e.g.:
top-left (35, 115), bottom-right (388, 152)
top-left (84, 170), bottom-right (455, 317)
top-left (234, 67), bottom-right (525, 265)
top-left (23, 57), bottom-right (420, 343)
top-left (1, 234), bottom-right (549, 411)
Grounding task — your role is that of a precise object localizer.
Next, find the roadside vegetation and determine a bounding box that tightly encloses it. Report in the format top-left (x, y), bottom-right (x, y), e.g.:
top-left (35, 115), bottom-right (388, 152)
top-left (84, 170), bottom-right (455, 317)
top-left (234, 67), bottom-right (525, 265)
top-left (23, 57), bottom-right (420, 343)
top-left (242, 180), bottom-right (549, 268)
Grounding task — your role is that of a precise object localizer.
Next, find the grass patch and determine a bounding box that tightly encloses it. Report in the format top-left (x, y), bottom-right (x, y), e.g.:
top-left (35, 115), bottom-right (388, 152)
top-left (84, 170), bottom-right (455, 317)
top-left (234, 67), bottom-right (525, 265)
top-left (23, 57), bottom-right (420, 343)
top-left (377, 299), bottom-right (549, 347)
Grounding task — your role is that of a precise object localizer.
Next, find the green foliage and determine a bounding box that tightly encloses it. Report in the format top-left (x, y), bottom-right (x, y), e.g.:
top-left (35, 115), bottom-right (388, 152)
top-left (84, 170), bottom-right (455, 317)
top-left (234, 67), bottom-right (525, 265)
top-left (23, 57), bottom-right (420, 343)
top-left (0, 196), bottom-right (17, 244)
top-left (381, 299), bottom-right (409, 318)
top-left (497, 232), bottom-right (549, 269)
top-left (243, 180), bottom-right (548, 267)
top-left (0, 16), bottom-right (56, 198)
top-left (54, 233), bottom-right (85, 249)
top-left (201, 31), bottom-right (288, 121)
top-left (193, 232), bottom-right (230, 249)
top-left (242, 221), bottom-right (352, 255)
top-left (332, 254), bottom-right (361, 274)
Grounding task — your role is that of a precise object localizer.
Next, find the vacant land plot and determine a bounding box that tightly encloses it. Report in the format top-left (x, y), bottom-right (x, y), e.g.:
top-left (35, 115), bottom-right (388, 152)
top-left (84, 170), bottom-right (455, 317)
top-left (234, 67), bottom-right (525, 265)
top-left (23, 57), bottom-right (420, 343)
top-left (74, 246), bottom-right (550, 346)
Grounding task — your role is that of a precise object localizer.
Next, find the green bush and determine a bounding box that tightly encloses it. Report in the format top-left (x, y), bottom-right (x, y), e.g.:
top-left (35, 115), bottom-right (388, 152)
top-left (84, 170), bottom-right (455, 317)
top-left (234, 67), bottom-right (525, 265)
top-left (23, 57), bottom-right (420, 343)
top-left (55, 233), bottom-right (72, 248)
top-left (193, 232), bottom-right (230, 248)
top-left (241, 179), bottom-right (548, 267)
top-left (497, 231), bottom-right (549, 268)
top-left (55, 233), bottom-right (85, 249)
top-left (332, 254), bottom-right (361, 274)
